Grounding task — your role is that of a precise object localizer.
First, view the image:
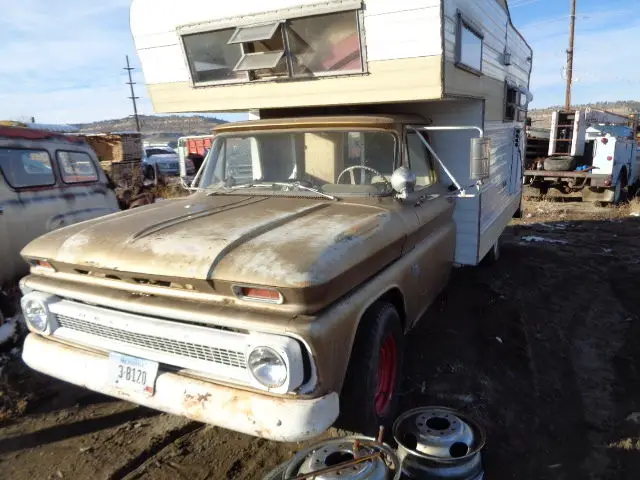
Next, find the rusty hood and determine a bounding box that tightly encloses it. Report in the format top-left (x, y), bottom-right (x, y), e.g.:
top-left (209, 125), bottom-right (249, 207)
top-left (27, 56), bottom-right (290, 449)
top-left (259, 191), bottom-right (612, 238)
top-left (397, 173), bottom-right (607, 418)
top-left (22, 193), bottom-right (408, 290)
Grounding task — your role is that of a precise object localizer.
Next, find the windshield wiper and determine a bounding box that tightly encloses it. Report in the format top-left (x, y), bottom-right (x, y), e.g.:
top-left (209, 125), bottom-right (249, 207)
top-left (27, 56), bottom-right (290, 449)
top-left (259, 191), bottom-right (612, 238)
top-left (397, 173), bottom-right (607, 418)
top-left (211, 181), bottom-right (337, 200)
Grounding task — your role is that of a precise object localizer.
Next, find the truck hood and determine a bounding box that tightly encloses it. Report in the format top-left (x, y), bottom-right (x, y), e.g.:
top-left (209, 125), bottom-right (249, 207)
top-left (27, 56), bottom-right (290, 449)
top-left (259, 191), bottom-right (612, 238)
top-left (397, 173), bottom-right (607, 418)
top-left (22, 194), bottom-right (407, 290)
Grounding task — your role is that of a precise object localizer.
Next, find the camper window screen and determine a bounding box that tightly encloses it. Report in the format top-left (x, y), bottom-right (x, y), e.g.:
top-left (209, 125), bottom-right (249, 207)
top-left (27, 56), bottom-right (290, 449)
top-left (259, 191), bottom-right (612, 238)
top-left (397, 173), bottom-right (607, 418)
top-left (456, 15), bottom-right (483, 74)
top-left (183, 28), bottom-right (247, 84)
top-left (288, 11), bottom-right (363, 76)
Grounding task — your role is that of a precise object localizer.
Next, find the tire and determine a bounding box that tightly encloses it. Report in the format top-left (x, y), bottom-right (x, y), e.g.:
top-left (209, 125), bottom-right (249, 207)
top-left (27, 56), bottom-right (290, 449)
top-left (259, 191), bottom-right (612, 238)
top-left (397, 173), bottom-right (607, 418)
top-left (544, 156), bottom-right (576, 171)
top-left (513, 200), bottom-right (523, 218)
top-left (338, 302), bottom-right (403, 436)
top-left (613, 170), bottom-right (629, 204)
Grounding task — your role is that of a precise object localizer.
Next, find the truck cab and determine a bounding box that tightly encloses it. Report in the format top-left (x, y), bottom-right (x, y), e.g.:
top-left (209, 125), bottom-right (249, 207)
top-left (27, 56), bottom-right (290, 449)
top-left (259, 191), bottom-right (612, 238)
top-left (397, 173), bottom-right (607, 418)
top-left (0, 126), bottom-right (119, 294)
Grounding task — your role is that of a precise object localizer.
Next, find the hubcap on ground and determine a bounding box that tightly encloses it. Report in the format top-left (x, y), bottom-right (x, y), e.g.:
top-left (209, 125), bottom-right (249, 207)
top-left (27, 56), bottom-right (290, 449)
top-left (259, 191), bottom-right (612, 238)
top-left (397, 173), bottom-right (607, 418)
top-left (375, 335), bottom-right (397, 415)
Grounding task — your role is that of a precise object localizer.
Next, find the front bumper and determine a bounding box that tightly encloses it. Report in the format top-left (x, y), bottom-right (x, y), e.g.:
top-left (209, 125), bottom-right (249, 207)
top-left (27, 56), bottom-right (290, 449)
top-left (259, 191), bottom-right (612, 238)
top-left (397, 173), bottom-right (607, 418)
top-left (22, 334), bottom-right (340, 442)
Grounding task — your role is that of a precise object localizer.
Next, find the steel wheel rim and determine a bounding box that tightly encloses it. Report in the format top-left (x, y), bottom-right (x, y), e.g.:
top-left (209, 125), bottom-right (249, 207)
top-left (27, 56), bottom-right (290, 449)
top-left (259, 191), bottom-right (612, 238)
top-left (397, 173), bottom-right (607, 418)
top-left (375, 335), bottom-right (397, 415)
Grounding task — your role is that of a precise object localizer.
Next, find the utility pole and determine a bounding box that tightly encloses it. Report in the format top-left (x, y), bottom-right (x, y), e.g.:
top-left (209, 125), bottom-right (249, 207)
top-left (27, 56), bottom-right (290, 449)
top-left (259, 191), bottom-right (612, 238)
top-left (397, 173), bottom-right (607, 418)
top-left (124, 55), bottom-right (141, 132)
top-left (565, 0), bottom-right (577, 110)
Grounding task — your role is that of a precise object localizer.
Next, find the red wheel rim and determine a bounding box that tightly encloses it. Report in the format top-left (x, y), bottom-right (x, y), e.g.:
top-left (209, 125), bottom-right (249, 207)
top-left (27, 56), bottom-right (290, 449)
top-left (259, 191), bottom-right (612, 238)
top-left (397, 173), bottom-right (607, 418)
top-left (375, 335), bottom-right (397, 415)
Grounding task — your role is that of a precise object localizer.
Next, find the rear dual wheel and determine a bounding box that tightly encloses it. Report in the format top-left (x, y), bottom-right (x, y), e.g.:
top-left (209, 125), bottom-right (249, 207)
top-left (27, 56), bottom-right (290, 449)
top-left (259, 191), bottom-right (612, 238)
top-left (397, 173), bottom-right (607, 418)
top-left (613, 171), bottom-right (628, 204)
top-left (339, 302), bottom-right (403, 436)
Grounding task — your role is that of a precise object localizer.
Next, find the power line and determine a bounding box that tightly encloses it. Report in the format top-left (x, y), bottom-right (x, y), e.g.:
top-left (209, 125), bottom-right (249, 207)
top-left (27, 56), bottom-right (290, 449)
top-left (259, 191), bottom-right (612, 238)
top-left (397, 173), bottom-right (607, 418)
top-left (510, 0), bottom-right (544, 8)
top-left (124, 55), bottom-right (141, 133)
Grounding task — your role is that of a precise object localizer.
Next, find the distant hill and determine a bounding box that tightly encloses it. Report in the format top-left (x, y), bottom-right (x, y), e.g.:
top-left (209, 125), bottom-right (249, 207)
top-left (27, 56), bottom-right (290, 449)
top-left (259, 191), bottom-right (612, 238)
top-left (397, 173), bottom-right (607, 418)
top-left (74, 114), bottom-right (228, 141)
top-left (530, 100), bottom-right (640, 129)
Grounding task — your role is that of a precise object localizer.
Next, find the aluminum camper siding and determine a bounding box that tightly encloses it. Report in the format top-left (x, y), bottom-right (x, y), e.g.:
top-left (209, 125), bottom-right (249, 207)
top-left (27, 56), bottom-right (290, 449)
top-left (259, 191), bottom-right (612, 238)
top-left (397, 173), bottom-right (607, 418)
top-left (131, 0), bottom-right (444, 113)
top-left (443, 0), bottom-right (532, 122)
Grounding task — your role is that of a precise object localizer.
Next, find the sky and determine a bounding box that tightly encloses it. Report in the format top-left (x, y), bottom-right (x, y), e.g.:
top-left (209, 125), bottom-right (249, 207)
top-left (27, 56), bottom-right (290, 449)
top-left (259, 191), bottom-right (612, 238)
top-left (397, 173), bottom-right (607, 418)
top-left (0, 0), bottom-right (638, 124)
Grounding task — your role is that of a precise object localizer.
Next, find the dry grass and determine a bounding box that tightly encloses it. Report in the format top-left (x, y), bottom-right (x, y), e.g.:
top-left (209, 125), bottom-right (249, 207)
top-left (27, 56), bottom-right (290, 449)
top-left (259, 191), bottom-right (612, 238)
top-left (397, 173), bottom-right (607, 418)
top-left (151, 182), bottom-right (190, 200)
top-left (517, 197), bottom-right (635, 224)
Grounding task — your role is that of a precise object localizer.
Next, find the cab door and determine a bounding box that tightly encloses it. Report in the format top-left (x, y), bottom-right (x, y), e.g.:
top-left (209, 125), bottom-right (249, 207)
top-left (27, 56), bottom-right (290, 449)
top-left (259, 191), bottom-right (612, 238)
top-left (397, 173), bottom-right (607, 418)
top-left (0, 146), bottom-right (58, 285)
top-left (404, 129), bottom-right (456, 319)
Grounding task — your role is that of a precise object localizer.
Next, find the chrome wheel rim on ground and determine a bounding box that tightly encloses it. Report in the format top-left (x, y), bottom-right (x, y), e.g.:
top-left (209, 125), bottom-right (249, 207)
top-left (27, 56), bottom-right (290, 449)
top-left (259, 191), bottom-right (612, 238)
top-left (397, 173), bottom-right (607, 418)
top-left (393, 406), bottom-right (486, 479)
top-left (264, 435), bottom-right (401, 480)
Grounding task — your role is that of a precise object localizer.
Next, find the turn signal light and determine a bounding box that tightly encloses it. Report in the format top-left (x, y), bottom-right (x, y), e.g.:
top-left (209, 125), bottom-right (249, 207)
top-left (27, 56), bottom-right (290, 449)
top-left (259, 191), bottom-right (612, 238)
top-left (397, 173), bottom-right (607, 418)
top-left (234, 286), bottom-right (283, 303)
top-left (29, 259), bottom-right (56, 272)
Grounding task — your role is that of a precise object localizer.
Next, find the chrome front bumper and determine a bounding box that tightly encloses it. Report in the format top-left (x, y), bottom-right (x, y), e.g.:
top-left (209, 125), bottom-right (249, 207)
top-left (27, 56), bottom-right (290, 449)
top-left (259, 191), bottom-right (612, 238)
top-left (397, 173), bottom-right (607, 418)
top-left (22, 334), bottom-right (339, 442)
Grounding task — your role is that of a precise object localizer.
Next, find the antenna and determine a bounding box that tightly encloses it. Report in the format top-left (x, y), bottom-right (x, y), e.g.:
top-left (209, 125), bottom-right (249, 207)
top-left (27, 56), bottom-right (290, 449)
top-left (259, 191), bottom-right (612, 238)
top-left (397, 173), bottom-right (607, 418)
top-left (124, 55), bottom-right (141, 133)
top-left (565, 0), bottom-right (577, 109)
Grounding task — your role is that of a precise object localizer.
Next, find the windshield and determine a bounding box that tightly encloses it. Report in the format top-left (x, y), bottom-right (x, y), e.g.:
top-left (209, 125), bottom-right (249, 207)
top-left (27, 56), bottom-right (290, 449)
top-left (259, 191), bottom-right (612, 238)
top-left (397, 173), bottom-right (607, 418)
top-left (197, 129), bottom-right (397, 196)
top-left (146, 148), bottom-right (175, 157)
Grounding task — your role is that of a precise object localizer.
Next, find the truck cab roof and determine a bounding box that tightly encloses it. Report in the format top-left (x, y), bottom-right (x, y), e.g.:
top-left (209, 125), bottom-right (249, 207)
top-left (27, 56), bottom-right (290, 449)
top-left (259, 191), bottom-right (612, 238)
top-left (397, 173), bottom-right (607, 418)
top-left (213, 114), bottom-right (427, 134)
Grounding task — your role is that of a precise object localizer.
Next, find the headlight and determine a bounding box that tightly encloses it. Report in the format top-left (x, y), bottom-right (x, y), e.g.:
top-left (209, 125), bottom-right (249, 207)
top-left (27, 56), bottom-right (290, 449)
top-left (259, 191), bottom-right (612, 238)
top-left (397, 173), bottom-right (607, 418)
top-left (248, 347), bottom-right (288, 388)
top-left (22, 297), bottom-right (49, 332)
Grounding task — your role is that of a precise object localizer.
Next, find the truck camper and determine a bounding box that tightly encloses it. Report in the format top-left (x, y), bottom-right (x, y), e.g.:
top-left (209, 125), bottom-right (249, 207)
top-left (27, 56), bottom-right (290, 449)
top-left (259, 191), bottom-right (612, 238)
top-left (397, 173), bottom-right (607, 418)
top-left (19, 0), bottom-right (532, 441)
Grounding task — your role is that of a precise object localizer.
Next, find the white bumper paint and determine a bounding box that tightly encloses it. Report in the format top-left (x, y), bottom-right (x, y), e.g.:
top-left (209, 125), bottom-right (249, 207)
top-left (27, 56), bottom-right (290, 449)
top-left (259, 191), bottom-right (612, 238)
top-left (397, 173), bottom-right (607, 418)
top-left (22, 334), bottom-right (340, 442)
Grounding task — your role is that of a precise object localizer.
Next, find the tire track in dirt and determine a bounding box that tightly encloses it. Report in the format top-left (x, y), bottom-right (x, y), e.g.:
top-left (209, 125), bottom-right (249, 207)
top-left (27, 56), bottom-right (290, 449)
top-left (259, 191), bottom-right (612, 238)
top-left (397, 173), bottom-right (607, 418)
top-left (567, 291), bottom-right (631, 478)
top-left (115, 422), bottom-right (203, 480)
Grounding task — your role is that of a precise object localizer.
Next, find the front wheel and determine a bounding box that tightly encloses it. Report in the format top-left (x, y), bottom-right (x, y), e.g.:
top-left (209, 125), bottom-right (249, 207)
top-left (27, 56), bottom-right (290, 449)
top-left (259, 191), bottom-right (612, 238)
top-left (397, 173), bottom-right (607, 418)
top-left (338, 302), bottom-right (403, 436)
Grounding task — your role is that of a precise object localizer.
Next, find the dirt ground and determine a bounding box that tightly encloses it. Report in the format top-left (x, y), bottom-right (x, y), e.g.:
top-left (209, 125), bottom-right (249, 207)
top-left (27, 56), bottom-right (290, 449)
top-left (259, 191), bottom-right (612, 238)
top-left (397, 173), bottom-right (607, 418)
top-left (1, 198), bottom-right (640, 479)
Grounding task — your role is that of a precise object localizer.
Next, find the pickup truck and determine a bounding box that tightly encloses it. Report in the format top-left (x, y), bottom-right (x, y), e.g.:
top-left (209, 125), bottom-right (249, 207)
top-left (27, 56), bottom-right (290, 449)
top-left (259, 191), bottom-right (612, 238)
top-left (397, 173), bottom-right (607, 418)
top-left (19, 116), bottom-right (457, 440)
top-left (0, 125), bottom-right (119, 321)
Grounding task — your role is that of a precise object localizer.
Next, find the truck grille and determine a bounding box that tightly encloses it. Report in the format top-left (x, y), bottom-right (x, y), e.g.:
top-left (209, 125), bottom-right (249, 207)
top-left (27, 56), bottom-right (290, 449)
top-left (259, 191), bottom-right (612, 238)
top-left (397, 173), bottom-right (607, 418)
top-left (55, 314), bottom-right (246, 369)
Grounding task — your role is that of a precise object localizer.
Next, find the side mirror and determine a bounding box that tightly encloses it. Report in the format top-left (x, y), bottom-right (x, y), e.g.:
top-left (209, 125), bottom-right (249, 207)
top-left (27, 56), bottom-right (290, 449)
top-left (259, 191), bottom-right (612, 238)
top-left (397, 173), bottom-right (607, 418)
top-left (391, 166), bottom-right (417, 199)
top-left (470, 137), bottom-right (491, 181)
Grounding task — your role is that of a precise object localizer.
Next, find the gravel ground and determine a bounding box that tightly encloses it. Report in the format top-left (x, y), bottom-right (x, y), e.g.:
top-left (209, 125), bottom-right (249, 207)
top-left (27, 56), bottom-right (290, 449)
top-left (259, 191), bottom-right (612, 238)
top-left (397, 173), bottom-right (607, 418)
top-left (1, 199), bottom-right (640, 479)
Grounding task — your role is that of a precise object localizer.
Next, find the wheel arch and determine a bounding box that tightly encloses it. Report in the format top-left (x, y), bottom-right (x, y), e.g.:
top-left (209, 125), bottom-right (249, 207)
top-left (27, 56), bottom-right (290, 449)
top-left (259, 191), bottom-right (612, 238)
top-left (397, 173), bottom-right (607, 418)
top-left (337, 286), bottom-right (407, 394)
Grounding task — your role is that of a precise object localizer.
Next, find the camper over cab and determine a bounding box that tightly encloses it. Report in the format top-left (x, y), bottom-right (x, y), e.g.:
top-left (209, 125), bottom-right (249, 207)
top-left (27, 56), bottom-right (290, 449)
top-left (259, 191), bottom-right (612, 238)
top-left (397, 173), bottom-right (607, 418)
top-left (19, 0), bottom-right (533, 442)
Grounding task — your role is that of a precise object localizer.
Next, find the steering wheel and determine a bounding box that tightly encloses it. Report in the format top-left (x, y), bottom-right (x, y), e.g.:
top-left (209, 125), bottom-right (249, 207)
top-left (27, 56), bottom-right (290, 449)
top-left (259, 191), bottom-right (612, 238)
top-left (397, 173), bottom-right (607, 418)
top-left (336, 165), bottom-right (390, 185)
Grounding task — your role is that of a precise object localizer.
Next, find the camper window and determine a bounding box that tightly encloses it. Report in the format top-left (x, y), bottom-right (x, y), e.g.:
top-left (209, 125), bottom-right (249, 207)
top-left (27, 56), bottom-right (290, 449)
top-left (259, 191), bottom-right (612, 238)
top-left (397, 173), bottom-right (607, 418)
top-left (184, 10), bottom-right (364, 85)
top-left (232, 23), bottom-right (289, 80)
top-left (183, 28), bottom-right (247, 84)
top-left (406, 132), bottom-right (435, 188)
top-left (228, 23), bottom-right (282, 45)
top-left (288, 11), bottom-right (363, 76)
top-left (504, 83), bottom-right (527, 122)
top-left (456, 14), bottom-right (483, 74)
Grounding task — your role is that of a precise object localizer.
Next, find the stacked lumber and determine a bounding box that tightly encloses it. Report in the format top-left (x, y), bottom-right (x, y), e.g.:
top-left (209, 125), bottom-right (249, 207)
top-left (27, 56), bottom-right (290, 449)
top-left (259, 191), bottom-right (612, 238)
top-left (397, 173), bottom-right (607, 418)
top-left (83, 133), bottom-right (142, 163)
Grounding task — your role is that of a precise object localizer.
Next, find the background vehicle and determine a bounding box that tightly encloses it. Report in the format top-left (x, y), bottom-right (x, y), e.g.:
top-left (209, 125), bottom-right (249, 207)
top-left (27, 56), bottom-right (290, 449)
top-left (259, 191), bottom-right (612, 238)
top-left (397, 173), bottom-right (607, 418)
top-left (142, 146), bottom-right (195, 179)
top-left (0, 126), bottom-right (119, 294)
top-left (177, 134), bottom-right (214, 182)
top-left (20, 0), bottom-right (532, 442)
top-left (524, 109), bottom-right (640, 202)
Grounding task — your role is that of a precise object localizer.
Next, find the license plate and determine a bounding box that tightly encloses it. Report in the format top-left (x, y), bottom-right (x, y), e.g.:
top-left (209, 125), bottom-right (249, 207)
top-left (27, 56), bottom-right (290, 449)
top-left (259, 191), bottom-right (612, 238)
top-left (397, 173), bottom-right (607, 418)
top-left (108, 353), bottom-right (159, 396)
